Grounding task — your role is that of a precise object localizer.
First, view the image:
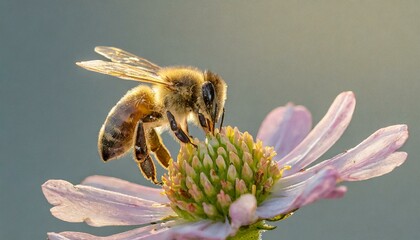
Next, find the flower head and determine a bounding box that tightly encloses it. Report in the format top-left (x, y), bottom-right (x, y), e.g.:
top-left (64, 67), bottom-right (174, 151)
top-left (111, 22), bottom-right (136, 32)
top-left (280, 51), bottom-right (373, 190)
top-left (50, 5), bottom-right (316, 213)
top-left (43, 91), bottom-right (408, 239)
top-left (162, 126), bottom-right (285, 222)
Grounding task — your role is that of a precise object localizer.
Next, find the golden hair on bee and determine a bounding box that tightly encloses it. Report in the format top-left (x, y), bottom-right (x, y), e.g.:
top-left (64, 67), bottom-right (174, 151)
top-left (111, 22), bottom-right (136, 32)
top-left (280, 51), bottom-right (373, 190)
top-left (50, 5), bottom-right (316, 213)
top-left (77, 46), bottom-right (227, 184)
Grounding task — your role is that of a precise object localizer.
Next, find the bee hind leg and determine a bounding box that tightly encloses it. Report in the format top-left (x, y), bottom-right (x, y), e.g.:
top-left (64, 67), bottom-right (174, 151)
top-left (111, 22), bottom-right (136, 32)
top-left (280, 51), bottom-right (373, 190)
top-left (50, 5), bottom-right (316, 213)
top-left (134, 121), bottom-right (159, 184)
top-left (148, 128), bottom-right (172, 168)
top-left (166, 111), bottom-right (197, 147)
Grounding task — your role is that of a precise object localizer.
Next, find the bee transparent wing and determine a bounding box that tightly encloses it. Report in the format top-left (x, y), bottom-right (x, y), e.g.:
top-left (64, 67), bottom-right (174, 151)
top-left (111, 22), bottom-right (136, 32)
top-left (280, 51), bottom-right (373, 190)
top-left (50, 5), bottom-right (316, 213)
top-left (94, 46), bottom-right (161, 72)
top-left (76, 60), bottom-right (171, 86)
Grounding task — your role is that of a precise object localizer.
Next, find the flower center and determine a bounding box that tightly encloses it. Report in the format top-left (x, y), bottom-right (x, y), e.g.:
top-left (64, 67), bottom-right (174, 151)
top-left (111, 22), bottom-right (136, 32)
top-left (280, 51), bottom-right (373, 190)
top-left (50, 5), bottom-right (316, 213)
top-left (163, 126), bottom-right (284, 221)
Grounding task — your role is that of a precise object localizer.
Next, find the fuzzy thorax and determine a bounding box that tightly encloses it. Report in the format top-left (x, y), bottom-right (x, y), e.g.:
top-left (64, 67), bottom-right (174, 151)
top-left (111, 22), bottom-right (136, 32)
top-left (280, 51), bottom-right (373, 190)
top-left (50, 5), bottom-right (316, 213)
top-left (163, 126), bottom-right (285, 221)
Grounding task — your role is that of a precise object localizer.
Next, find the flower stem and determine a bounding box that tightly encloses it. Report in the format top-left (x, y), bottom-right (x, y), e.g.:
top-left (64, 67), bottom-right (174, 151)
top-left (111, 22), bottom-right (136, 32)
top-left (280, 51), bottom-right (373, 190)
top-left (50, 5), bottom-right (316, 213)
top-left (228, 221), bottom-right (275, 240)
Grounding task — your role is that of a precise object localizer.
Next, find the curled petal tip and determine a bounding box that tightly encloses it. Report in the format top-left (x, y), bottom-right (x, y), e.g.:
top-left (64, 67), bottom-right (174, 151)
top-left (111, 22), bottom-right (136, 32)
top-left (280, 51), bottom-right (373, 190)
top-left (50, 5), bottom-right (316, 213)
top-left (324, 186), bottom-right (347, 199)
top-left (229, 194), bottom-right (258, 229)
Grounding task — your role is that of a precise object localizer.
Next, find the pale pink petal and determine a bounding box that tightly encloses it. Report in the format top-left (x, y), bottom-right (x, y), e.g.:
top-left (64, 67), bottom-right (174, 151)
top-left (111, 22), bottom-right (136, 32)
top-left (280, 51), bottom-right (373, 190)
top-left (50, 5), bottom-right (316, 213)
top-left (345, 152), bottom-right (407, 181)
top-left (48, 219), bottom-right (233, 240)
top-left (279, 91), bottom-right (356, 176)
top-left (229, 194), bottom-right (258, 234)
top-left (81, 175), bottom-right (168, 203)
top-left (48, 233), bottom-right (72, 240)
top-left (47, 220), bottom-right (180, 240)
top-left (257, 104), bottom-right (312, 158)
top-left (286, 170), bottom-right (340, 209)
top-left (256, 168), bottom-right (340, 219)
top-left (324, 185), bottom-right (347, 199)
top-left (48, 231), bottom-right (100, 240)
top-left (168, 219), bottom-right (233, 240)
top-left (309, 125), bottom-right (408, 181)
top-left (42, 179), bottom-right (174, 227)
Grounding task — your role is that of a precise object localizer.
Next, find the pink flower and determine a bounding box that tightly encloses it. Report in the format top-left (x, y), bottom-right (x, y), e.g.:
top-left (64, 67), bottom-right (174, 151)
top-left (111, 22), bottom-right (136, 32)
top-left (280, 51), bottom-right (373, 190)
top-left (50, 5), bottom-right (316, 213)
top-left (43, 91), bottom-right (408, 239)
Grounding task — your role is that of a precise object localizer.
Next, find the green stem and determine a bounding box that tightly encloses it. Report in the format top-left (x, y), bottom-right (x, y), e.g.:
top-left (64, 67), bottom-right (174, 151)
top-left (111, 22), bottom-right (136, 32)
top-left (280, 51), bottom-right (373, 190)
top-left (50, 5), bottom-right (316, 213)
top-left (228, 221), bottom-right (275, 240)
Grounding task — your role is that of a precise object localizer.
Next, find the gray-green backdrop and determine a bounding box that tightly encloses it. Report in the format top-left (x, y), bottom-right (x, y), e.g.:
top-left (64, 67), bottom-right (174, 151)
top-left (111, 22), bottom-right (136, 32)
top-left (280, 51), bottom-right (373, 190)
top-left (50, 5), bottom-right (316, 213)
top-left (1, 1), bottom-right (418, 239)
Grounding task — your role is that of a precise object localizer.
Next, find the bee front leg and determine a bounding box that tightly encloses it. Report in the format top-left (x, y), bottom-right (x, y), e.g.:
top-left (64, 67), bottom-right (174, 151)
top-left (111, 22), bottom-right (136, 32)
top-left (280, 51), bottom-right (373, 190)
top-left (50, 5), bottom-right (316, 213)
top-left (183, 119), bottom-right (191, 137)
top-left (198, 112), bottom-right (209, 133)
top-left (219, 107), bottom-right (225, 131)
top-left (134, 121), bottom-right (159, 184)
top-left (166, 111), bottom-right (197, 147)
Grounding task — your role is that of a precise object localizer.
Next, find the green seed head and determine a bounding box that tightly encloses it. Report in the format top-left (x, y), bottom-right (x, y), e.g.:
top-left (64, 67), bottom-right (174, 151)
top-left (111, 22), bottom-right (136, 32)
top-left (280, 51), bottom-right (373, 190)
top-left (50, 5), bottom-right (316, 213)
top-left (162, 126), bottom-right (284, 221)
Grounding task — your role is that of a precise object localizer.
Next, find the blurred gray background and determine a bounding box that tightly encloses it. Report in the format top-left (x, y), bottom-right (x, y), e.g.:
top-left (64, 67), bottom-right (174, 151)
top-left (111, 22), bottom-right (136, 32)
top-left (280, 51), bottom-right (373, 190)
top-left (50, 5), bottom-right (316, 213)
top-left (1, 1), bottom-right (419, 239)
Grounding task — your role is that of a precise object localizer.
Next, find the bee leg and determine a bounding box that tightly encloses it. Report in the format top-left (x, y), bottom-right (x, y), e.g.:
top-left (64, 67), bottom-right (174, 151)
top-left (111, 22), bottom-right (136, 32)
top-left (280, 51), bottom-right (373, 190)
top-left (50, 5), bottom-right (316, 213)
top-left (134, 121), bottom-right (159, 184)
top-left (183, 119), bottom-right (191, 136)
top-left (182, 119), bottom-right (195, 139)
top-left (148, 128), bottom-right (172, 168)
top-left (198, 113), bottom-right (209, 133)
top-left (219, 107), bottom-right (225, 131)
top-left (166, 111), bottom-right (197, 147)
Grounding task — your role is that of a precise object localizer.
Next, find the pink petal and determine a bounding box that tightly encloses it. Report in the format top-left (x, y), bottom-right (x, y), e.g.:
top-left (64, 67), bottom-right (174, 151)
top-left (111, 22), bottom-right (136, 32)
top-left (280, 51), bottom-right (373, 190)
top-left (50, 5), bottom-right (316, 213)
top-left (257, 104), bottom-right (312, 158)
top-left (256, 168), bottom-right (341, 219)
top-left (324, 185), bottom-right (347, 199)
top-left (42, 179), bottom-right (174, 227)
top-left (285, 170), bottom-right (340, 208)
top-left (229, 194), bottom-right (258, 233)
top-left (309, 125), bottom-right (408, 181)
top-left (168, 219), bottom-right (233, 240)
top-left (47, 221), bottom-right (175, 240)
top-left (346, 152), bottom-right (407, 180)
top-left (81, 175), bottom-right (169, 203)
top-left (48, 220), bottom-right (233, 240)
top-left (279, 91), bottom-right (356, 176)
top-left (48, 232), bottom-right (100, 240)
top-left (48, 233), bottom-right (72, 240)
top-left (47, 221), bottom-right (177, 240)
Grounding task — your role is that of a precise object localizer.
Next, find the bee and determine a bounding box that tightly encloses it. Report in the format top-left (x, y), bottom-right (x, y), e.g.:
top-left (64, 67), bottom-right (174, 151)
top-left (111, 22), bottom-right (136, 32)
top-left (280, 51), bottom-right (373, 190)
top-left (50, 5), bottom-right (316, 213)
top-left (76, 46), bottom-right (227, 184)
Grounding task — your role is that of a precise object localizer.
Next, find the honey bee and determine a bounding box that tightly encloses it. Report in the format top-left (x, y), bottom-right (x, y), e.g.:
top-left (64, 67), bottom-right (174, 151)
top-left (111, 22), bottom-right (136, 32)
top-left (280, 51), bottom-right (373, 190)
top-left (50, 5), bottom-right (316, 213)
top-left (76, 47), bottom-right (227, 184)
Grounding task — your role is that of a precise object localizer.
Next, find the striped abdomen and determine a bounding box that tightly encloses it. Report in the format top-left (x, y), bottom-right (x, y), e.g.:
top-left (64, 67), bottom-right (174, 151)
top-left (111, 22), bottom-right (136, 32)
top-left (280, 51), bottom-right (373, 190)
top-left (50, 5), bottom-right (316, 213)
top-left (98, 85), bottom-right (158, 161)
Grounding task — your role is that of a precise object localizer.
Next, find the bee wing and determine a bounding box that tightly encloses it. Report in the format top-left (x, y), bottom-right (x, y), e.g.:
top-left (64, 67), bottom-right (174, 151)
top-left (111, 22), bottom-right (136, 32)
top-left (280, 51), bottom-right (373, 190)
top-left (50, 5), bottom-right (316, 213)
top-left (76, 60), bottom-right (171, 87)
top-left (94, 46), bottom-right (161, 72)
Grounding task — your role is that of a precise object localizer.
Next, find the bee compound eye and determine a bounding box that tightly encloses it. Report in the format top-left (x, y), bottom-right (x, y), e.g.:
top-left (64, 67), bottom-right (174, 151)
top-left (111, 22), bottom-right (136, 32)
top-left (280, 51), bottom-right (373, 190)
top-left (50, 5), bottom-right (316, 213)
top-left (202, 82), bottom-right (215, 107)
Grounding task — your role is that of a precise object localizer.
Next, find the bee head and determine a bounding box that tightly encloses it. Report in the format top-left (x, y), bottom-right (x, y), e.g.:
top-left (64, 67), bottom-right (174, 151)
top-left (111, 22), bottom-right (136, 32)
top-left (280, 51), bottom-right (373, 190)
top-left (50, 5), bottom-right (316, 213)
top-left (198, 71), bottom-right (227, 134)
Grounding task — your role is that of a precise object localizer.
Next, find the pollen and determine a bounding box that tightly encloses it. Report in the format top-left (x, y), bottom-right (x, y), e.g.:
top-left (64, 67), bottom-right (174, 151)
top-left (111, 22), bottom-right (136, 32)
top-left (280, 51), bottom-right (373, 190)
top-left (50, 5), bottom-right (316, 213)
top-left (162, 126), bottom-right (283, 221)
